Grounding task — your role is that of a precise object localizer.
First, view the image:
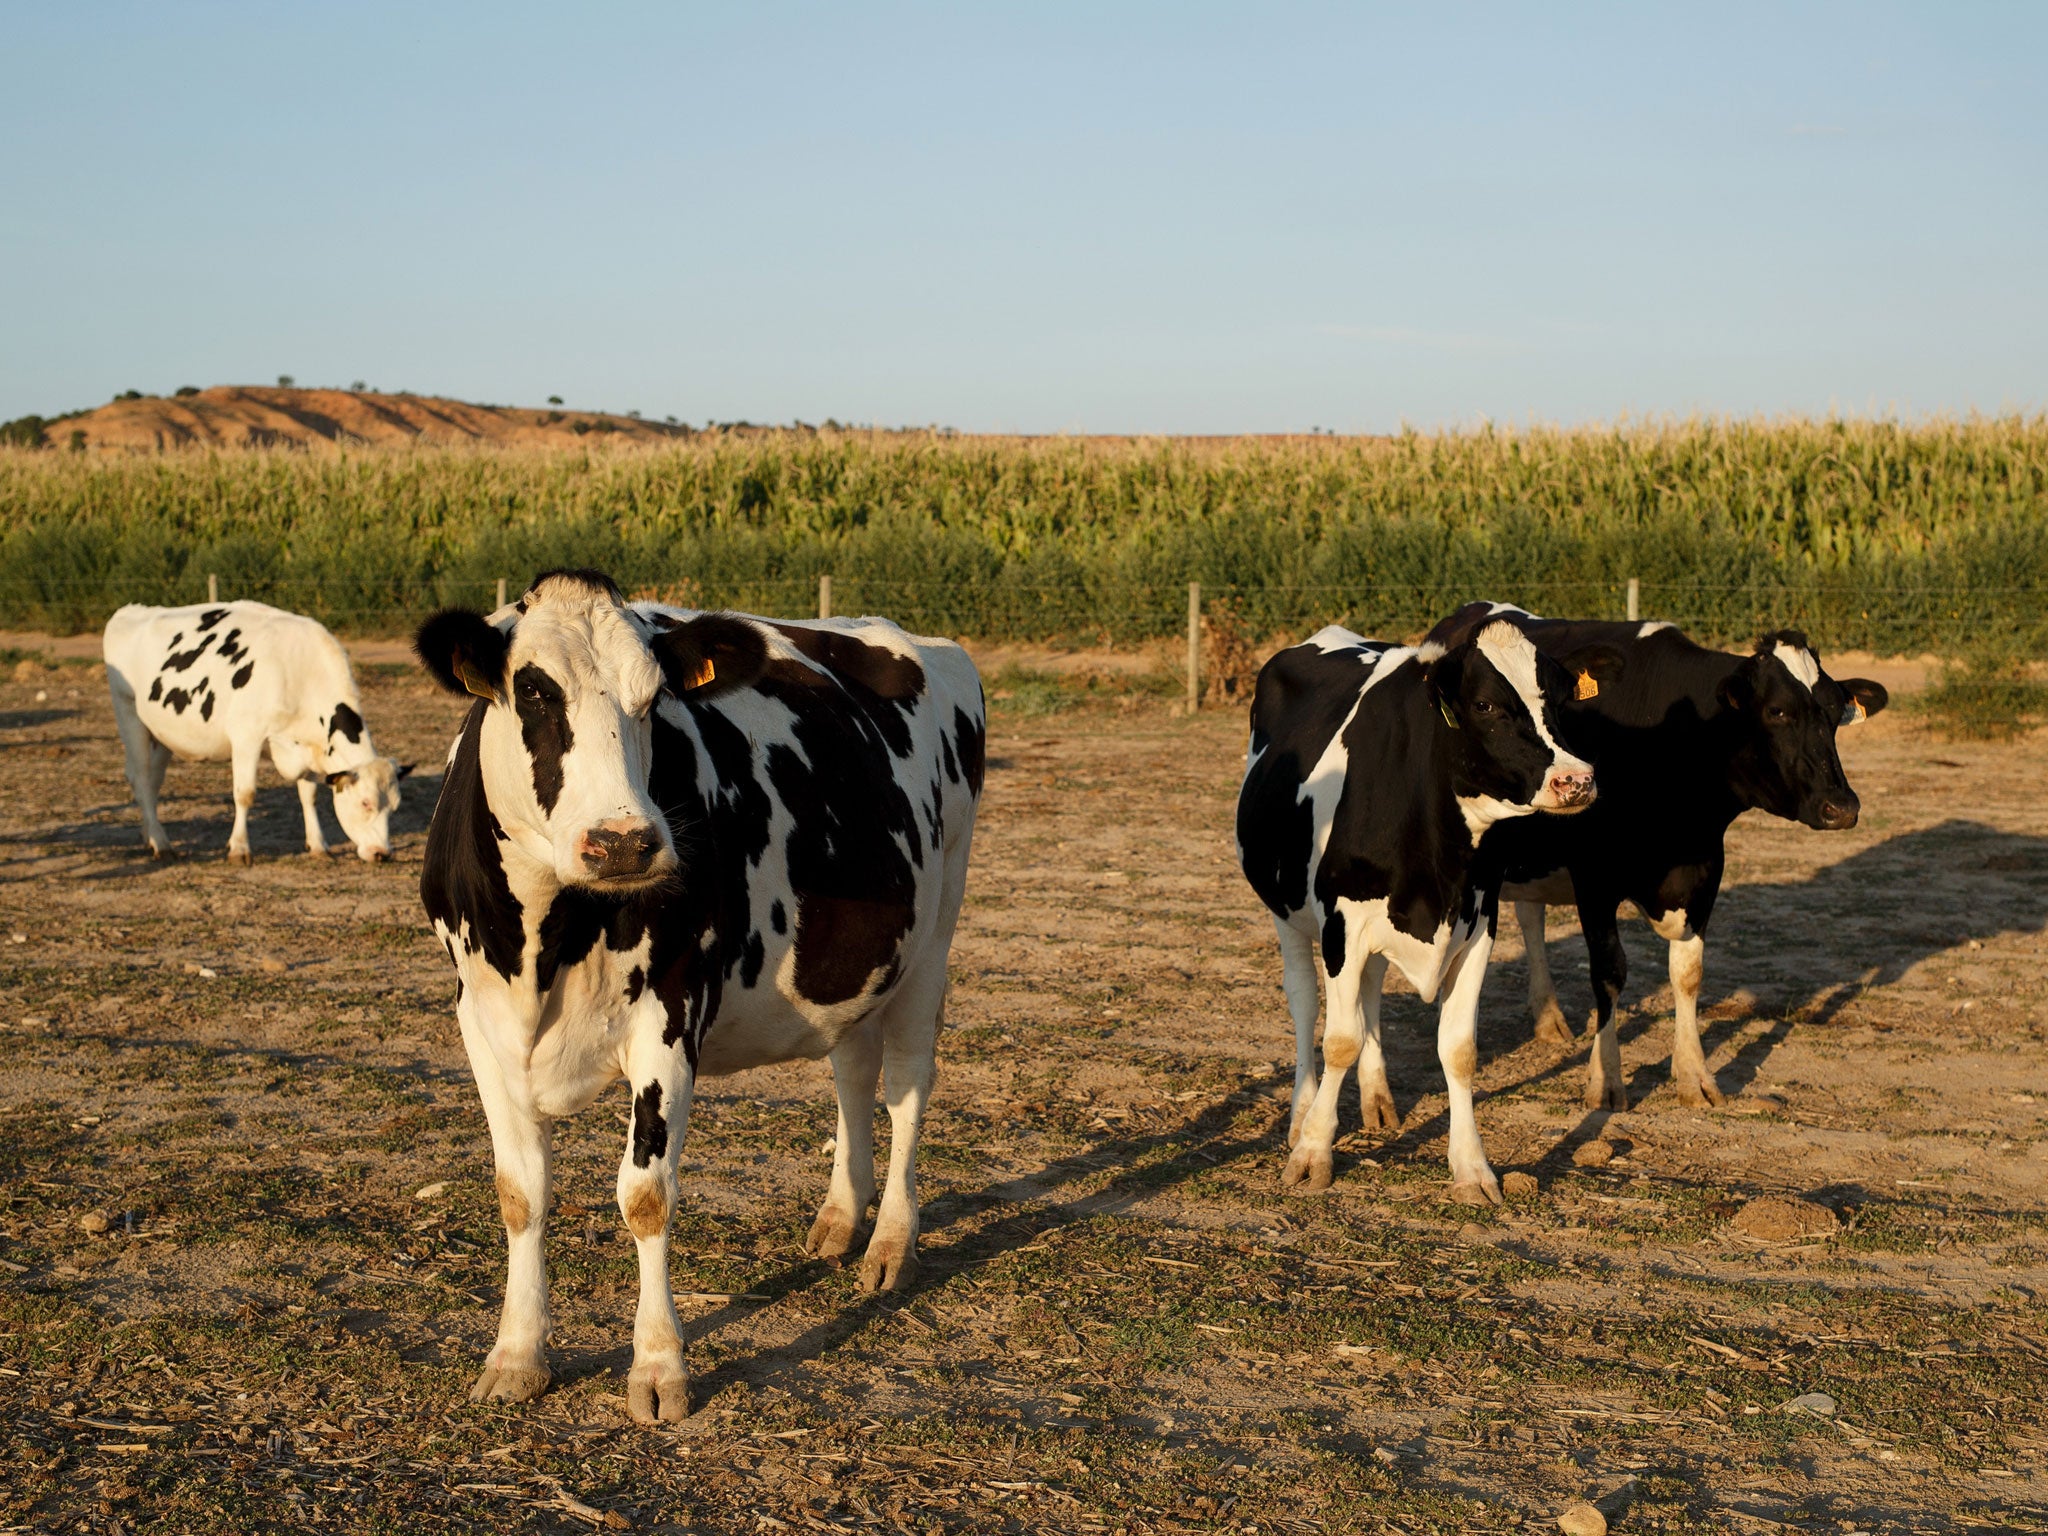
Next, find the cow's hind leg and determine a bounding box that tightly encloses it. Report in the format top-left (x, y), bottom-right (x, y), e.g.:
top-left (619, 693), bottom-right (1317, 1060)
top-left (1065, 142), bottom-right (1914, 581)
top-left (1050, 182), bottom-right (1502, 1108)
top-left (1354, 954), bottom-right (1398, 1131)
top-left (1437, 934), bottom-right (1503, 1206)
top-left (1283, 916), bottom-right (1368, 1192)
top-left (459, 1007), bottom-right (556, 1406)
top-left (226, 738), bottom-right (259, 865)
top-left (109, 680), bottom-right (174, 858)
top-left (807, 1015), bottom-right (880, 1262)
top-left (616, 1027), bottom-right (696, 1424)
top-left (1274, 919), bottom-right (1320, 1146)
top-left (860, 966), bottom-right (941, 1293)
top-left (1519, 901), bottom-right (1573, 1045)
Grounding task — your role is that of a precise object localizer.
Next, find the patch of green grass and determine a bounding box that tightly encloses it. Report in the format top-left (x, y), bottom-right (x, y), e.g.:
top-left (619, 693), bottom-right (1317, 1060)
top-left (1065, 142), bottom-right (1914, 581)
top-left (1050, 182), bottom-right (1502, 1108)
top-left (1910, 652), bottom-right (2048, 739)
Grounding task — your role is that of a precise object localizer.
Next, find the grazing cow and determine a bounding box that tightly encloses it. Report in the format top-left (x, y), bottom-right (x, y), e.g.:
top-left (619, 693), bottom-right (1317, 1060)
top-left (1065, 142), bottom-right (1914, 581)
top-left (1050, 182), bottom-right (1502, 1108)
top-left (1235, 621), bottom-right (1602, 1204)
top-left (102, 601), bottom-right (411, 864)
top-left (1426, 602), bottom-right (1888, 1110)
top-left (414, 570), bottom-right (983, 1423)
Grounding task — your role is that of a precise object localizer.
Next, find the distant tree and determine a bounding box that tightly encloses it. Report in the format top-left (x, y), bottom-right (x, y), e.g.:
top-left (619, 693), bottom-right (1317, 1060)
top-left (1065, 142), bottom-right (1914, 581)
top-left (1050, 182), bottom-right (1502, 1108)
top-left (174, 385), bottom-right (200, 397)
top-left (68, 429), bottom-right (88, 452)
top-left (665, 414), bottom-right (678, 425)
top-left (547, 395), bottom-right (563, 406)
top-left (277, 375), bottom-right (295, 388)
top-left (116, 389), bottom-right (143, 401)
top-left (627, 409), bottom-right (641, 419)
top-left (0, 414), bottom-right (48, 448)
top-left (350, 380), bottom-right (367, 392)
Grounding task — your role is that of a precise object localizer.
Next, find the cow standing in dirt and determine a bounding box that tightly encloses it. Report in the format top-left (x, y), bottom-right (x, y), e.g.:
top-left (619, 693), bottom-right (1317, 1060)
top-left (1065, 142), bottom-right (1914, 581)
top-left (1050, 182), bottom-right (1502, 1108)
top-left (1427, 602), bottom-right (1888, 1109)
top-left (1235, 621), bottom-right (1604, 1204)
top-left (103, 600), bottom-right (410, 863)
top-left (414, 570), bottom-right (984, 1423)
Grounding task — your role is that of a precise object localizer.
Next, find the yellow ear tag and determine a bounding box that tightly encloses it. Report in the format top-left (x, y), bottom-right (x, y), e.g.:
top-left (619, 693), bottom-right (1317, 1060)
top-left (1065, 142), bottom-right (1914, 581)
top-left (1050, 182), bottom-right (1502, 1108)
top-left (455, 658), bottom-right (497, 701)
top-left (683, 657), bottom-right (716, 690)
top-left (1575, 670), bottom-right (1600, 701)
top-left (1436, 695), bottom-right (1459, 729)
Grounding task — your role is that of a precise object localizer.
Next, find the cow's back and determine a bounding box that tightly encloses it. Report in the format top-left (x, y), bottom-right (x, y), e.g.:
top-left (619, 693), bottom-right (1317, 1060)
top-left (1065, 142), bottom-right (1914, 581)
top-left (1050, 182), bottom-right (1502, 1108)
top-left (105, 600), bottom-right (346, 755)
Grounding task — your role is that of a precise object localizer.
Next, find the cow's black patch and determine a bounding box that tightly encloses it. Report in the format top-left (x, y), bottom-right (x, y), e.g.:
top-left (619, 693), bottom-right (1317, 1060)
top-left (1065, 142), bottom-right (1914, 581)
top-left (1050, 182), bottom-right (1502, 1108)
top-left (536, 884), bottom-right (648, 995)
top-left (148, 677), bottom-right (162, 702)
top-left (766, 624), bottom-right (926, 758)
top-left (631, 1082), bottom-right (668, 1166)
top-left (216, 628), bottom-right (247, 664)
top-left (196, 608), bottom-right (228, 631)
top-left (231, 662), bottom-right (255, 689)
top-left (625, 965), bottom-right (645, 1002)
top-left (199, 691), bottom-right (214, 721)
top-left (420, 703), bottom-right (527, 983)
top-left (769, 899), bottom-right (786, 935)
top-left (329, 702), bottom-right (365, 745)
top-left (162, 686), bottom-right (194, 715)
top-left (513, 665), bottom-right (572, 815)
top-left (940, 731), bottom-right (959, 785)
top-left (162, 633), bottom-right (216, 673)
top-left (952, 706), bottom-right (986, 796)
top-left (739, 930), bottom-right (766, 988)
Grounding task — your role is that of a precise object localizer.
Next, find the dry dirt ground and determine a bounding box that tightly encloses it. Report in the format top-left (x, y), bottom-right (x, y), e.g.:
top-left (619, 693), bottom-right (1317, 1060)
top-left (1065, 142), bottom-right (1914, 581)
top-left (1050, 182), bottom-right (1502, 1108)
top-left (1, 651), bottom-right (2045, 1535)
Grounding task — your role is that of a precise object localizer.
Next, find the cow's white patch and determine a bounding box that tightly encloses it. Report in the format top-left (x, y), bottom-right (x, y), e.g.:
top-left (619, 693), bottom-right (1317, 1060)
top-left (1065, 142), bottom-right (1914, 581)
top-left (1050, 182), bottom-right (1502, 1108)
top-left (1455, 792), bottom-right (1536, 840)
top-left (1637, 620), bottom-right (1674, 637)
top-left (1474, 621), bottom-right (1587, 775)
top-left (1772, 641), bottom-right (1820, 692)
top-left (1300, 646), bottom-right (1412, 877)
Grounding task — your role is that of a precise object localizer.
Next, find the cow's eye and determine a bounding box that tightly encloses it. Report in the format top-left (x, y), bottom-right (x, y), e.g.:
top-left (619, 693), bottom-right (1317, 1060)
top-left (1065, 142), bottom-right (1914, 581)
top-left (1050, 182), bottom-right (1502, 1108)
top-left (1765, 706), bottom-right (1790, 724)
top-left (1473, 699), bottom-right (1496, 716)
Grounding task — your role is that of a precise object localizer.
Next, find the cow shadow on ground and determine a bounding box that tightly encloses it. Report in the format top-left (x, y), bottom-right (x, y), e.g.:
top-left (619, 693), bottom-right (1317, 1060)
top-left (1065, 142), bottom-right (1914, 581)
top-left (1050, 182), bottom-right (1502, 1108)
top-left (1358, 818), bottom-right (2048, 1176)
top-left (0, 768), bottom-right (446, 878)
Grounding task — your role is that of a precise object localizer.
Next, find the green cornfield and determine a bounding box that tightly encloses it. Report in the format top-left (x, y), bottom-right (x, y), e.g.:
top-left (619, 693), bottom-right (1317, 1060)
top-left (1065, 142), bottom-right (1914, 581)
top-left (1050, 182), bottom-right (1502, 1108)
top-left (3, 417), bottom-right (2045, 657)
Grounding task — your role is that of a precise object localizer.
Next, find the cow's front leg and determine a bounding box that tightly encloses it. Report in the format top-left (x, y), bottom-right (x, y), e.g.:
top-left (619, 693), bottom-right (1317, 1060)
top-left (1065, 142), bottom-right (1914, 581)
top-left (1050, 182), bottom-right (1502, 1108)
top-left (807, 1017), bottom-right (880, 1263)
top-left (617, 1033), bottom-right (695, 1424)
top-left (1273, 919), bottom-right (1321, 1146)
top-left (226, 740), bottom-right (260, 865)
top-left (295, 777), bottom-right (330, 856)
top-left (1436, 934), bottom-right (1502, 1206)
top-left (1283, 919), bottom-right (1368, 1192)
top-left (1518, 901), bottom-right (1573, 1045)
top-left (1353, 954), bottom-right (1399, 1131)
top-left (459, 1007), bottom-right (555, 1405)
top-left (862, 969), bottom-right (942, 1293)
top-left (270, 740), bottom-right (328, 856)
top-left (1665, 933), bottom-right (1721, 1106)
top-left (1580, 902), bottom-right (1629, 1110)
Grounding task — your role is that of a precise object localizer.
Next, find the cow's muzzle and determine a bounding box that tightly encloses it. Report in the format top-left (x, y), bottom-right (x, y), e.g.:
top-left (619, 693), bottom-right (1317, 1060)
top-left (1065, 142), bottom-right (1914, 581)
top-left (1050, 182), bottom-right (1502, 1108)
top-left (578, 819), bottom-right (664, 882)
top-left (1542, 768), bottom-right (1597, 811)
top-left (1810, 796), bottom-right (1859, 831)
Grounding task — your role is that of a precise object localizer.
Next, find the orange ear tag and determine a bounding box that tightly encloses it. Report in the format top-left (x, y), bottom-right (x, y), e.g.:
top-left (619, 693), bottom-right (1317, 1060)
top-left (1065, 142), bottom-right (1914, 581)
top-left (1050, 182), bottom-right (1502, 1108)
top-left (683, 657), bottom-right (717, 690)
top-left (455, 659), bottom-right (497, 701)
top-left (1574, 671), bottom-right (1600, 701)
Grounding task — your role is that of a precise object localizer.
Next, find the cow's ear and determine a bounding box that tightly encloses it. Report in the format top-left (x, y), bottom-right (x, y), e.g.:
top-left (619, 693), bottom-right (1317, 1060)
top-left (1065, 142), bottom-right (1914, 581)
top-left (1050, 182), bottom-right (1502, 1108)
top-left (395, 762), bottom-right (416, 780)
top-left (326, 769), bottom-right (357, 789)
top-left (1838, 677), bottom-right (1888, 726)
top-left (415, 609), bottom-right (511, 703)
top-left (647, 613), bottom-right (770, 700)
top-left (1716, 658), bottom-right (1758, 714)
top-left (1557, 641), bottom-right (1626, 697)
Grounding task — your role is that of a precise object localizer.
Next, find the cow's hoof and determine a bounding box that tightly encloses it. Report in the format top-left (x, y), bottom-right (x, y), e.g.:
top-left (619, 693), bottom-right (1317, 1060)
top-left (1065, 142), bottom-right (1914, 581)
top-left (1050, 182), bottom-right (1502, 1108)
top-left (1360, 1089), bottom-right (1401, 1131)
top-left (468, 1361), bottom-right (552, 1405)
top-left (859, 1235), bottom-right (919, 1293)
top-left (227, 848), bottom-right (252, 868)
top-left (147, 844), bottom-right (179, 862)
top-left (1583, 1080), bottom-right (1627, 1111)
top-left (303, 847), bottom-right (331, 860)
top-left (1450, 1175), bottom-right (1504, 1208)
top-left (1676, 1075), bottom-right (1726, 1109)
top-left (626, 1358), bottom-right (689, 1424)
top-left (1531, 1002), bottom-right (1574, 1046)
top-left (1281, 1145), bottom-right (1333, 1192)
top-left (804, 1205), bottom-right (862, 1263)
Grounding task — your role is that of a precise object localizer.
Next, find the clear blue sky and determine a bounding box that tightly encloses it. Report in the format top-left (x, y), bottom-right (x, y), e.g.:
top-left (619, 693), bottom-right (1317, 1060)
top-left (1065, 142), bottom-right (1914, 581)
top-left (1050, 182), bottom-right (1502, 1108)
top-left (4, 2), bottom-right (2043, 433)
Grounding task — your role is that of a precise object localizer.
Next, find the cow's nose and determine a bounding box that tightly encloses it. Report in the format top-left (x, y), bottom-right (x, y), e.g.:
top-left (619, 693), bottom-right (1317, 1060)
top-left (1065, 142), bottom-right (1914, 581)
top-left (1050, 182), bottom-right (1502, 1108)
top-left (1547, 769), bottom-right (1596, 807)
top-left (579, 819), bottom-right (661, 879)
top-left (366, 847), bottom-right (391, 864)
top-left (1816, 798), bottom-right (1859, 830)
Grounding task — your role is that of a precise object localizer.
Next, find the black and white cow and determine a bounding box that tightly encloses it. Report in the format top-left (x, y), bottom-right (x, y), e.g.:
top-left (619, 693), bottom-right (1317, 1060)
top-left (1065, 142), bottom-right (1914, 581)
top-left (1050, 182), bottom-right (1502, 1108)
top-left (1235, 620), bottom-right (1601, 1204)
top-left (1426, 602), bottom-right (1888, 1110)
top-left (103, 601), bottom-right (411, 863)
top-left (414, 570), bottom-right (983, 1423)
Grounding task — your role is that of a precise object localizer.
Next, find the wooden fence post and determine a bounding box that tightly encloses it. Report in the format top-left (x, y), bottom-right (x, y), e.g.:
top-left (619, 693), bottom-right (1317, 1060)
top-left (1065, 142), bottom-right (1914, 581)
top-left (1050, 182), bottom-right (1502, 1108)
top-left (1626, 577), bottom-right (1640, 623)
top-left (1186, 581), bottom-right (1201, 714)
top-left (207, 573), bottom-right (219, 604)
top-left (496, 577), bottom-right (508, 610)
top-left (819, 575), bottom-right (833, 620)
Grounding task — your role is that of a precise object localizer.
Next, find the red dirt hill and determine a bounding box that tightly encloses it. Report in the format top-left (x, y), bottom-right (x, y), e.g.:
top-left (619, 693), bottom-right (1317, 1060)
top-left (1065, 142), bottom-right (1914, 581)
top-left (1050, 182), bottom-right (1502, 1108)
top-left (36, 387), bottom-right (689, 452)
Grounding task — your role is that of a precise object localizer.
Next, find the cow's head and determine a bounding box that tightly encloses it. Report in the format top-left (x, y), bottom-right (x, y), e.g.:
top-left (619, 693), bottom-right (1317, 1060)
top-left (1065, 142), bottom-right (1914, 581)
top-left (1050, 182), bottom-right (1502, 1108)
top-left (1719, 631), bottom-right (1889, 830)
top-left (1426, 621), bottom-right (1599, 820)
top-left (414, 569), bottom-right (765, 890)
top-left (325, 757), bottom-right (413, 861)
